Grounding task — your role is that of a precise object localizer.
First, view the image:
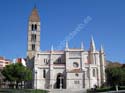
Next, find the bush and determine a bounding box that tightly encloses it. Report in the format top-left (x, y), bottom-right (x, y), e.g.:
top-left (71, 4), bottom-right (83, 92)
top-left (87, 86), bottom-right (125, 93)
top-left (0, 89), bottom-right (48, 93)
top-left (119, 86), bottom-right (125, 90)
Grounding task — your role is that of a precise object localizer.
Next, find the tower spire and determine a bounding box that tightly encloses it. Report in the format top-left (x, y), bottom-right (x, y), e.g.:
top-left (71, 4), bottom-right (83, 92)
top-left (90, 36), bottom-right (96, 52)
top-left (65, 40), bottom-right (69, 49)
top-left (29, 7), bottom-right (40, 22)
top-left (51, 45), bottom-right (54, 51)
top-left (81, 42), bottom-right (84, 50)
top-left (100, 45), bottom-right (104, 53)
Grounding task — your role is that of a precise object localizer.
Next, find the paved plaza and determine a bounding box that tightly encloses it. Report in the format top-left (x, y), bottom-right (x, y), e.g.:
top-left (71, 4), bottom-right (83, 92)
top-left (48, 89), bottom-right (125, 93)
top-left (48, 89), bottom-right (87, 93)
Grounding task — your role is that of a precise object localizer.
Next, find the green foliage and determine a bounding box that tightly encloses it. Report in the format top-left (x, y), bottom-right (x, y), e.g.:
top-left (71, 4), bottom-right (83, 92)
top-left (1, 63), bottom-right (32, 88)
top-left (120, 68), bottom-right (125, 85)
top-left (105, 67), bottom-right (125, 86)
top-left (2, 64), bottom-right (16, 81)
top-left (0, 89), bottom-right (48, 93)
top-left (87, 86), bottom-right (125, 92)
top-left (87, 87), bottom-right (110, 92)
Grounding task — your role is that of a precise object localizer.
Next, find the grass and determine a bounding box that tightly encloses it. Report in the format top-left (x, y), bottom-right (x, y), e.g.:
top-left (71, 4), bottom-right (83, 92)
top-left (0, 89), bottom-right (48, 93)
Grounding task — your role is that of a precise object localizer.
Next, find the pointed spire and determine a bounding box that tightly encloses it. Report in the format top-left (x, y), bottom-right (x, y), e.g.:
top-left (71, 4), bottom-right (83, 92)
top-left (81, 42), bottom-right (84, 50)
top-left (51, 45), bottom-right (54, 51)
top-left (29, 6), bottom-right (40, 22)
top-left (65, 40), bottom-right (69, 49)
top-left (100, 45), bottom-right (104, 53)
top-left (90, 36), bottom-right (96, 51)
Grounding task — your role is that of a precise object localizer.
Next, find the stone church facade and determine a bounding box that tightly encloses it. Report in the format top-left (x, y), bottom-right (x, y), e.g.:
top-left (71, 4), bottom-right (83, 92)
top-left (27, 7), bottom-right (106, 89)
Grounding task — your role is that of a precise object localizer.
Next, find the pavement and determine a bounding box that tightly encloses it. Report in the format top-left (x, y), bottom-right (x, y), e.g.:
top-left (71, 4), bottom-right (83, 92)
top-left (48, 89), bottom-right (87, 93)
top-left (48, 89), bottom-right (125, 93)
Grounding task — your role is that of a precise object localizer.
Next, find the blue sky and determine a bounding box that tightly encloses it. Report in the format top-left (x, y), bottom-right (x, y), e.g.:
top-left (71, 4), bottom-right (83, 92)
top-left (0, 0), bottom-right (125, 63)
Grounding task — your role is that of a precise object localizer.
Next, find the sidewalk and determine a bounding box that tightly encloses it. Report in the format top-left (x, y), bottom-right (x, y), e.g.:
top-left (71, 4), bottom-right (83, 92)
top-left (48, 89), bottom-right (87, 93)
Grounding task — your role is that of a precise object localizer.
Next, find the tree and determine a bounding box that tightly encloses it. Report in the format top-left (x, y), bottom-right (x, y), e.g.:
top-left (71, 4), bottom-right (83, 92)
top-left (120, 67), bottom-right (125, 85)
top-left (2, 63), bottom-right (32, 88)
top-left (105, 67), bottom-right (124, 87)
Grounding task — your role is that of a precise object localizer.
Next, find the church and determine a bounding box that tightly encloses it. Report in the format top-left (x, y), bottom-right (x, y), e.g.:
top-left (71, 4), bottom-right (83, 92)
top-left (27, 7), bottom-right (106, 89)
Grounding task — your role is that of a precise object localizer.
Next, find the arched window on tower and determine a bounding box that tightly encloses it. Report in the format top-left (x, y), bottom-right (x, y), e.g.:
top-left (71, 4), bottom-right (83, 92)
top-left (35, 24), bottom-right (37, 30)
top-left (31, 24), bottom-right (37, 31)
top-left (32, 44), bottom-right (35, 51)
top-left (31, 34), bottom-right (36, 42)
top-left (31, 24), bottom-right (34, 31)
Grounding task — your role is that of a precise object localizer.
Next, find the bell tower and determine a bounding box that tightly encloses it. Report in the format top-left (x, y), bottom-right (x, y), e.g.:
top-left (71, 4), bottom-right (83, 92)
top-left (27, 7), bottom-right (40, 59)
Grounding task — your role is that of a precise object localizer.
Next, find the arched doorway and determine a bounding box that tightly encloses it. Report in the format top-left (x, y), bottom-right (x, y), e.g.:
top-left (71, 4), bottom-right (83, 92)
top-left (56, 73), bottom-right (64, 89)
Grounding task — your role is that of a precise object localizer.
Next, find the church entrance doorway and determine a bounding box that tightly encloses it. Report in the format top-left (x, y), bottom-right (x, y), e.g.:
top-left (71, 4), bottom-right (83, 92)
top-left (56, 73), bottom-right (64, 89)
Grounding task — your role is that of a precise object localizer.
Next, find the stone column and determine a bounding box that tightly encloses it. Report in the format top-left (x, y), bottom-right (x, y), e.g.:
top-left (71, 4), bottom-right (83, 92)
top-left (89, 65), bottom-right (91, 88)
top-left (50, 51), bottom-right (54, 89)
top-left (100, 51), bottom-right (106, 85)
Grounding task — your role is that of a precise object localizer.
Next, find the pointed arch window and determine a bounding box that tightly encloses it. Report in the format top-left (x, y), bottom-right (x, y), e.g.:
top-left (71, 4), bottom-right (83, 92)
top-left (31, 24), bottom-right (34, 31)
top-left (43, 69), bottom-right (46, 78)
top-left (93, 69), bottom-right (96, 77)
top-left (31, 34), bottom-right (36, 42)
top-left (44, 58), bottom-right (49, 65)
top-left (35, 24), bottom-right (37, 30)
top-left (32, 44), bottom-right (35, 51)
top-left (58, 58), bottom-right (61, 63)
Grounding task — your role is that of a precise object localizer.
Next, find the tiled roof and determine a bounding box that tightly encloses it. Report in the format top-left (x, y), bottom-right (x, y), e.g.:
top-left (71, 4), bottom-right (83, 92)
top-left (0, 57), bottom-right (4, 60)
top-left (5, 59), bottom-right (11, 62)
top-left (29, 8), bottom-right (40, 22)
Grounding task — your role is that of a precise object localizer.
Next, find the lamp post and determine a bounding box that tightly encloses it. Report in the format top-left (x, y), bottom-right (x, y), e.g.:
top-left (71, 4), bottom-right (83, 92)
top-left (35, 70), bottom-right (37, 93)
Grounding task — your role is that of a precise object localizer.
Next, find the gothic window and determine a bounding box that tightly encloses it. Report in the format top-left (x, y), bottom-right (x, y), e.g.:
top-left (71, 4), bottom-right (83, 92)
top-left (58, 58), bottom-right (61, 63)
top-left (44, 59), bottom-right (48, 65)
top-left (44, 59), bottom-right (47, 63)
top-left (32, 44), bottom-right (35, 51)
top-left (31, 34), bottom-right (36, 42)
top-left (73, 62), bottom-right (79, 68)
top-left (93, 69), bottom-right (96, 77)
top-left (43, 69), bottom-right (46, 78)
top-left (31, 24), bottom-right (37, 31)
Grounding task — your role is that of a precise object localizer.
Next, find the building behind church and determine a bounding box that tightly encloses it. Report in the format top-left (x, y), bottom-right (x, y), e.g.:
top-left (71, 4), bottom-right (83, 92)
top-left (27, 7), bottom-right (106, 89)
